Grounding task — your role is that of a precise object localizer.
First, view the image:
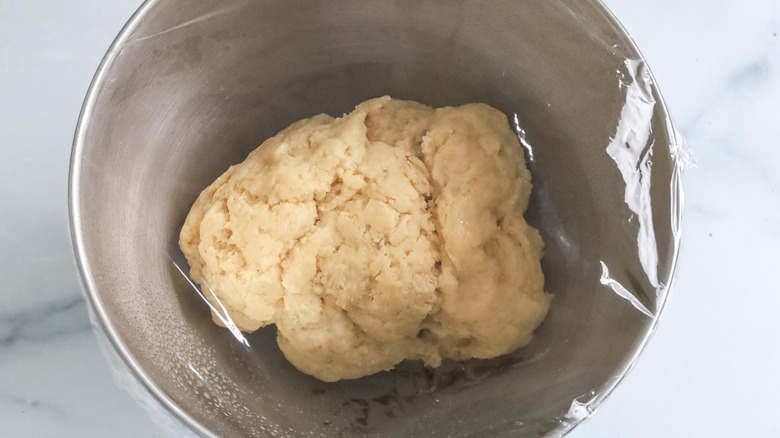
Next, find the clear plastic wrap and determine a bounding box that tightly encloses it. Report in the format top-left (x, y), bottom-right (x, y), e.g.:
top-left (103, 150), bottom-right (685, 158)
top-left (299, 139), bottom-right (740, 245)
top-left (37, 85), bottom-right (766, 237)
top-left (69, 0), bottom-right (693, 436)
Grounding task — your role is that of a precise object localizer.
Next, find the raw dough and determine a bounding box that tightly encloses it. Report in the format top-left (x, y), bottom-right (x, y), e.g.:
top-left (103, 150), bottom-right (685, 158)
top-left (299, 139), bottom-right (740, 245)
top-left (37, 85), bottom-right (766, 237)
top-left (179, 96), bottom-right (550, 381)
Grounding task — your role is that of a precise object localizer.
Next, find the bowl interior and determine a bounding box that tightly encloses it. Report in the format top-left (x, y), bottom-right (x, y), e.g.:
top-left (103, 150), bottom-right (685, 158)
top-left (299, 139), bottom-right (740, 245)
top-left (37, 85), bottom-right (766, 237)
top-left (71, 0), bottom-right (680, 436)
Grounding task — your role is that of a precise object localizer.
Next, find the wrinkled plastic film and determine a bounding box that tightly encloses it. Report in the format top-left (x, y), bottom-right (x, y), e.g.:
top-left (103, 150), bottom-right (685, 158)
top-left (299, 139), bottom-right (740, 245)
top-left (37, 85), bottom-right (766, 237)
top-left (168, 253), bottom-right (250, 348)
top-left (163, 58), bottom-right (691, 434)
top-left (599, 57), bottom-right (685, 318)
top-left (70, 0), bottom-right (691, 437)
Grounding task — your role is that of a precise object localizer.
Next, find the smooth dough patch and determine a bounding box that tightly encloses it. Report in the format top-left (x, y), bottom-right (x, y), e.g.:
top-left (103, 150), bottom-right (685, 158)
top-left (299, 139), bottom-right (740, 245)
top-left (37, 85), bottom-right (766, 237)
top-left (179, 96), bottom-right (550, 382)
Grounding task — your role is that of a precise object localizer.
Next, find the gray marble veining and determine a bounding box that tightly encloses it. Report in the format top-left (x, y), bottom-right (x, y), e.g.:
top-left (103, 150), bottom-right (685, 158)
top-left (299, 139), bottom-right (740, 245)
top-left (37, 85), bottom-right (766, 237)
top-left (0, 296), bottom-right (89, 348)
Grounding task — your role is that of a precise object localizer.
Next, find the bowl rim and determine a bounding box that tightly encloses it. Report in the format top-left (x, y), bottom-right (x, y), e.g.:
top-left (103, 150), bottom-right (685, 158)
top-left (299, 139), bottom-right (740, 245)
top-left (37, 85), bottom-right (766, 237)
top-left (68, 0), bottom-right (218, 436)
top-left (68, 1), bottom-right (683, 436)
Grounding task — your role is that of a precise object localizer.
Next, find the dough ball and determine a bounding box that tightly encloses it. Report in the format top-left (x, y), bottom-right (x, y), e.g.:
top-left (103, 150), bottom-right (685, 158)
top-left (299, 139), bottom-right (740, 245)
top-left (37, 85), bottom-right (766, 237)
top-left (179, 96), bottom-right (550, 381)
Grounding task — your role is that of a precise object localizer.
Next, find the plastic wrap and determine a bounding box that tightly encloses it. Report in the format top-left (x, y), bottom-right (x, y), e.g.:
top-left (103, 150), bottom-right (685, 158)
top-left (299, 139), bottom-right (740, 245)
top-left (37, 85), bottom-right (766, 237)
top-left (70, 0), bottom-right (693, 436)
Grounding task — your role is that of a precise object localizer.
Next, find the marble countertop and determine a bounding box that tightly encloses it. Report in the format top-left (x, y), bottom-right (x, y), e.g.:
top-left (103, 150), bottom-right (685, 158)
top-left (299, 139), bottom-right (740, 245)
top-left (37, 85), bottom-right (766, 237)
top-left (1, 0), bottom-right (778, 436)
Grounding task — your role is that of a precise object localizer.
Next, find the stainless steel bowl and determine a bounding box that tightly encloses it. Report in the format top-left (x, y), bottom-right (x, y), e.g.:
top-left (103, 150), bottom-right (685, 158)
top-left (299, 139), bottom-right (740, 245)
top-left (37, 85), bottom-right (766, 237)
top-left (70, 0), bottom-right (682, 436)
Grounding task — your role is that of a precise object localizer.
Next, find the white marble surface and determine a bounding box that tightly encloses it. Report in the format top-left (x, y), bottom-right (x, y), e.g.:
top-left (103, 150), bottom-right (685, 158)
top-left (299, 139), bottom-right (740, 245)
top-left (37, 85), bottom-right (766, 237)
top-left (1, 0), bottom-right (778, 437)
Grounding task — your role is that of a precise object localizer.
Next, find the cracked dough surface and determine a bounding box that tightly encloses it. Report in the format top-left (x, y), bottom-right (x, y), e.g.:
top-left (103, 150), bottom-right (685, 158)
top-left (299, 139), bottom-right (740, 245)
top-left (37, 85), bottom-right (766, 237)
top-left (179, 96), bottom-right (550, 381)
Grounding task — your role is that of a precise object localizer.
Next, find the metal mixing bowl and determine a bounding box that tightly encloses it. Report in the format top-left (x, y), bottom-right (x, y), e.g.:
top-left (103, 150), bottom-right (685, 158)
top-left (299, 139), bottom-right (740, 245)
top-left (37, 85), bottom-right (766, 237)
top-left (69, 0), bottom-right (682, 436)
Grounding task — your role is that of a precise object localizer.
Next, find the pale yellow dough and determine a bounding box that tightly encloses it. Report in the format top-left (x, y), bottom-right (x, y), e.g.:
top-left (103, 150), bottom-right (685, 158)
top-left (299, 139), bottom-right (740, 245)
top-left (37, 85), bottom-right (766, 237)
top-left (179, 97), bottom-right (550, 381)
